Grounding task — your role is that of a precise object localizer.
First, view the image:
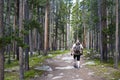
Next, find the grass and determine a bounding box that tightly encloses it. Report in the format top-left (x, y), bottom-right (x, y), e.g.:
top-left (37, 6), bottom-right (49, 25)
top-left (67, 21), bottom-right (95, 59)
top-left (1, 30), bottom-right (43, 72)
top-left (5, 72), bottom-right (19, 80)
top-left (80, 49), bottom-right (117, 79)
top-left (84, 56), bottom-right (120, 80)
top-left (83, 49), bottom-right (120, 80)
top-left (112, 71), bottom-right (120, 80)
top-left (5, 50), bottom-right (69, 80)
top-left (25, 69), bottom-right (44, 80)
top-left (5, 60), bottom-right (19, 68)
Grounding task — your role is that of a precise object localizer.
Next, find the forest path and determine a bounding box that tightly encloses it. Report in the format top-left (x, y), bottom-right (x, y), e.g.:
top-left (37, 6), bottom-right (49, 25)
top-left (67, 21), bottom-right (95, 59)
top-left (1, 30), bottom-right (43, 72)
top-left (32, 52), bottom-right (103, 80)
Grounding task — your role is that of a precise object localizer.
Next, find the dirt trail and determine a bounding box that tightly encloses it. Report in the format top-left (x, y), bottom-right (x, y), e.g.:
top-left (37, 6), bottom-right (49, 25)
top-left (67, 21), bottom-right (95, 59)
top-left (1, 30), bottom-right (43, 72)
top-left (33, 52), bottom-right (103, 80)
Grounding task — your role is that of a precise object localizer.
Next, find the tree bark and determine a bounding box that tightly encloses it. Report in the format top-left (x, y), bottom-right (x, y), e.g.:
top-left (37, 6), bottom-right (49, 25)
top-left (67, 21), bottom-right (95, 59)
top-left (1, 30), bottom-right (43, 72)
top-left (119, 0), bottom-right (120, 61)
top-left (19, 0), bottom-right (24, 79)
top-left (6, 0), bottom-right (11, 64)
top-left (24, 0), bottom-right (29, 70)
top-left (97, 0), bottom-right (103, 61)
top-left (44, 0), bottom-right (49, 54)
top-left (101, 0), bottom-right (107, 62)
top-left (0, 0), bottom-right (4, 80)
top-left (114, 0), bottom-right (119, 69)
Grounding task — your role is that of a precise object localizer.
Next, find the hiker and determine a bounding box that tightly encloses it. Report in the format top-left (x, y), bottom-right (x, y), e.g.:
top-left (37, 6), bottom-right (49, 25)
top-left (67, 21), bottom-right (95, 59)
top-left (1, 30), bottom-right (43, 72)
top-left (71, 40), bottom-right (83, 68)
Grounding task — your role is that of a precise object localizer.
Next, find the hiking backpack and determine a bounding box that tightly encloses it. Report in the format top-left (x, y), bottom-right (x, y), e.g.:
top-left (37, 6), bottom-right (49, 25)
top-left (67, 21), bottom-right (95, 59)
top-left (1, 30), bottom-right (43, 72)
top-left (73, 45), bottom-right (82, 55)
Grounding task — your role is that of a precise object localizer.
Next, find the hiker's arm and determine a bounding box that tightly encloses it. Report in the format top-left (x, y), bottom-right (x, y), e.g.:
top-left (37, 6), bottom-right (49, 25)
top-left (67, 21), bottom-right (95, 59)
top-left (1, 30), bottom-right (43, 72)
top-left (80, 44), bottom-right (83, 49)
top-left (80, 44), bottom-right (83, 55)
top-left (71, 44), bottom-right (75, 55)
top-left (70, 48), bottom-right (73, 55)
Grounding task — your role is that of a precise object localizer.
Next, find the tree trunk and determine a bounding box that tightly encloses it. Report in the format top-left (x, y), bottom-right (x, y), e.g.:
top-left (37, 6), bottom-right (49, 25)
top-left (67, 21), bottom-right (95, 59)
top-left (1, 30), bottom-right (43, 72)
top-left (101, 0), bottom-right (107, 62)
top-left (24, 35), bottom-right (29, 70)
top-left (0, 0), bottom-right (4, 80)
top-left (82, 0), bottom-right (86, 48)
top-left (19, 0), bottom-right (24, 79)
top-left (118, 0), bottom-right (120, 61)
top-left (6, 0), bottom-right (11, 64)
top-left (14, 0), bottom-right (19, 60)
top-left (0, 49), bottom-right (4, 80)
top-left (114, 0), bottom-right (119, 69)
top-left (24, 0), bottom-right (29, 70)
top-left (29, 30), bottom-right (33, 56)
top-left (44, 0), bottom-right (49, 54)
top-left (29, 8), bottom-right (33, 56)
top-left (97, 0), bottom-right (103, 61)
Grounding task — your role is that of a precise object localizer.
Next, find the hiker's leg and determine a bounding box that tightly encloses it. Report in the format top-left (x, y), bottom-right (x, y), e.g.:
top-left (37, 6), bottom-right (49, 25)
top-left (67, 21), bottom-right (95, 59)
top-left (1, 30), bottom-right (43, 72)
top-left (73, 55), bottom-right (77, 67)
top-left (76, 55), bottom-right (80, 68)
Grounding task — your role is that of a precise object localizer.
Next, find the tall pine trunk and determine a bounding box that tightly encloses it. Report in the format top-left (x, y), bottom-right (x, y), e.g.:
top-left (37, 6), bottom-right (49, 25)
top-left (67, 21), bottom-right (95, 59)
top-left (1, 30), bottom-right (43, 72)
top-left (0, 0), bottom-right (4, 80)
top-left (6, 0), bottom-right (11, 64)
top-left (24, 0), bottom-right (29, 70)
top-left (101, 0), bottom-right (107, 62)
top-left (19, 0), bottom-right (24, 79)
top-left (114, 0), bottom-right (119, 69)
top-left (97, 0), bottom-right (103, 61)
top-left (118, 0), bottom-right (120, 61)
top-left (44, 0), bottom-right (49, 54)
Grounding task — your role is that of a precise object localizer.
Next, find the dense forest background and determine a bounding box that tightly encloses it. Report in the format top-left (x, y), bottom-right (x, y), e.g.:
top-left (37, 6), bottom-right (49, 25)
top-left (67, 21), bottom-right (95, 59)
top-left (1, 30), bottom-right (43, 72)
top-left (0, 0), bottom-right (120, 80)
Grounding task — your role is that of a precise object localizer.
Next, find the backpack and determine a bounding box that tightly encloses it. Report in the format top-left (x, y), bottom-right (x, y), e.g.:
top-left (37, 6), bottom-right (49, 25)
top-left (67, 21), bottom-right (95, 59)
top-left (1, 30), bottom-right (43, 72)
top-left (73, 44), bottom-right (80, 55)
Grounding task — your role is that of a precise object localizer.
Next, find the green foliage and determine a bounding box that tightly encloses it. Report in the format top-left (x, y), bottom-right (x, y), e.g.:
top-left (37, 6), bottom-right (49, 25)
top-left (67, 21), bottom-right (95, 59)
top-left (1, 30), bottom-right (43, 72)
top-left (28, 0), bottom-right (46, 9)
top-left (49, 50), bottom-right (69, 57)
top-left (71, 0), bottom-right (85, 40)
top-left (1, 17), bottom-right (42, 49)
top-left (24, 19), bottom-right (42, 34)
top-left (5, 60), bottom-right (18, 69)
top-left (25, 69), bottom-right (43, 80)
top-left (5, 72), bottom-right (19, 80)
top-left (106, 0), bottom-right (115, 7)
top-left (0, 37), bottom-right (11, 48)
top-left (112, 71), bottom-right (120, 80)
top-left (52, 0), bottom-right (70, 37)
top-left (108, 23), bottom-right (115, 36)
top-left (86, 58), bottom-right (120, 80)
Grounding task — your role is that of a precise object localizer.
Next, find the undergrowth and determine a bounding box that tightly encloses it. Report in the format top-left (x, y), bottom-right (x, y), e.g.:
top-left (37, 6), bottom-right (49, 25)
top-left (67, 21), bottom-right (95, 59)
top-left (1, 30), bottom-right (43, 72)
top-left (84, 49), bottom-right (120, 80)
top-left (5, 50), bottom-right (69, 80)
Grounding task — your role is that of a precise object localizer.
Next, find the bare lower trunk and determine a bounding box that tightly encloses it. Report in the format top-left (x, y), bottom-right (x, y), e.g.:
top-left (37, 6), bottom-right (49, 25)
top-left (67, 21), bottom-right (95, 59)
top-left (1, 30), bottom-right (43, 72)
top-left (114, 0), bottom-right (119, 69)
top-left (19, 47), bottom-right (24, 79)
top-left (0, 0), bottom-right (4, 79)
top-left (29, 30), bottom-right (33, 56)
top-left (0, 49), bottom-right (4, 80)
top-left (19, 0), bottom-right (24, 79)
top-left (44, 0), bottom-right (49, 54)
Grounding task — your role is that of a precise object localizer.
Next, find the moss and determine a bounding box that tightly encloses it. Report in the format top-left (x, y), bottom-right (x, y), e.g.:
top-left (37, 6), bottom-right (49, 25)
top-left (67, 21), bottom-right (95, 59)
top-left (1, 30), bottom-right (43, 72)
top-left (5, 72), bottom-right (19, 80)
top-left (85, 56), bottom-right (120, 80)
top-left (25, 69), bottom-right (44, 80)
top-left (29, 55), bottom-right (45, 67)
top-left (112, 71), bottom-right (120, 79)
top-left (5, 60), bottom-right (19, 68)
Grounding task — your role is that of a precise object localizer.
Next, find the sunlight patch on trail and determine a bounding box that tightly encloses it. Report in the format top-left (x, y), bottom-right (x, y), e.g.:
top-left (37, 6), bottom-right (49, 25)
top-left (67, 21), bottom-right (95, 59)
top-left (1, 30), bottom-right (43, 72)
top-left (48, 54), bottom-right (53, 57)
top-left (34, 65), bottom-right (53, 71)
top-left (88, 72), bottom-right (95, 76)
top-left (59, 73), bottom-right (64, 76)
top-left (61, 56), bottom-right (73, 63)
top-left (82, 61), bottom-right (96, 66)
top-left (52, 76), bottom-right (63, 80)
top-left (104, 72), bottom-right (110, 75)
top-left (55, 66), bottom-right (74, 70)
top-left (62, 57), bottom-right (73, 60)
top-left (74, 79), bottom-right (84, 80)
top-left (47, 74), bottom-right (54, 78)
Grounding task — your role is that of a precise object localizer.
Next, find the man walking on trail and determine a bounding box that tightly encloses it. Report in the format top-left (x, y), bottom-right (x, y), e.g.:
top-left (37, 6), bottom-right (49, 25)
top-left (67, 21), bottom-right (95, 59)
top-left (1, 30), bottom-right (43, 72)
top-left (71, 40), bottom-right (83, 68)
